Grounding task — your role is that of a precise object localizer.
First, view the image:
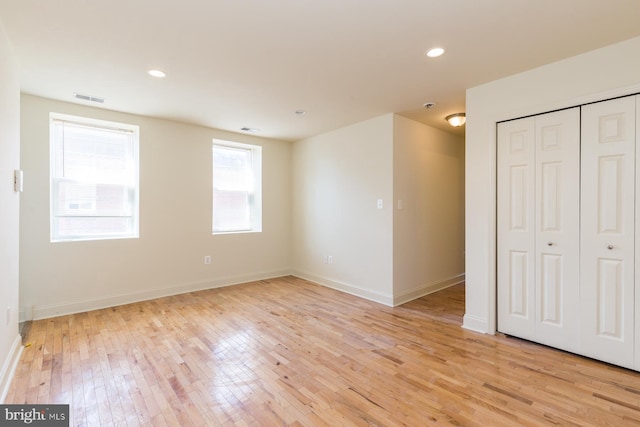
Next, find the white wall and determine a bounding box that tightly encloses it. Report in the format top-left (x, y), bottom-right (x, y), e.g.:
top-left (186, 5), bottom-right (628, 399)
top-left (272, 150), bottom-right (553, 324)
top-left (20, 95), bottom-right (292, 320)
top-left (0, 19), bottom-right (21, 402)
top-left (291, 113), bottom-right (465, 306)
top-left (464, 35), bottom-right (640, 334)
top-left (291, 114), bottom-right (394, 304)
top-left (20, 95), bottom-right (464, 323)
top-left (393, 115), bottom-right (465, 305)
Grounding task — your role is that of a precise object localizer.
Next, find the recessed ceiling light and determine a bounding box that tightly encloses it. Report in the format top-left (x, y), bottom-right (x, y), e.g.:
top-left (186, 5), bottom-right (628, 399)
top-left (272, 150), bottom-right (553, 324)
top-left (294, 110), bottom-right (306, 116)
top-left (148, 69), bottom-right (166, 78)
top-left (426, 47), bottom-right (445, 58)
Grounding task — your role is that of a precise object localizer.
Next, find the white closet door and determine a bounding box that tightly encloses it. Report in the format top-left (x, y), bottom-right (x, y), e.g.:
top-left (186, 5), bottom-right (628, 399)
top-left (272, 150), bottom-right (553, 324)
top-left (581, 96), bottom-right (636, 369)
top-left (498, 118), bottom-right (536, 340)
top-left (636, 95), bottom-right (640, 371)
top-left (534, 108), bottom-right (580, 352)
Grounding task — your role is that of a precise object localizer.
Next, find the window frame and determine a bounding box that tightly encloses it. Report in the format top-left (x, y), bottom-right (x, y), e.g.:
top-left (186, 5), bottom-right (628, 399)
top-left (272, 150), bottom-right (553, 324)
top-left (49, 113), bottom-right (140, 242)
top-left (212, 139), bottom-right (262, 234)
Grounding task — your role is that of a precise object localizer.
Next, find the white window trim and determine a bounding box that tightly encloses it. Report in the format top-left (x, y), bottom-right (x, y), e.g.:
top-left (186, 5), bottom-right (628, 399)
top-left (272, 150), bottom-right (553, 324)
top-left (212, 139), bottom-right (262, 235)
top-left (50, 113), bottom-right (140, 242)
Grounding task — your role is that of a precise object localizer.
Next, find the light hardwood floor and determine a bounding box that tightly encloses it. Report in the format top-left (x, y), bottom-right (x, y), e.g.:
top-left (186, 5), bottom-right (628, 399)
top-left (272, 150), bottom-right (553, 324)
top-left (6, 276), bottom-right (640, 426)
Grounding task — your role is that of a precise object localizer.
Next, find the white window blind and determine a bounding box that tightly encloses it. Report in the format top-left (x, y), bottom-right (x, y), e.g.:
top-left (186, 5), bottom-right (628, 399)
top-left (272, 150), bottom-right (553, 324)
top-left (50, 114), bottom-right (139, 242)
top-left (212, 140), bottom-right (262, 233)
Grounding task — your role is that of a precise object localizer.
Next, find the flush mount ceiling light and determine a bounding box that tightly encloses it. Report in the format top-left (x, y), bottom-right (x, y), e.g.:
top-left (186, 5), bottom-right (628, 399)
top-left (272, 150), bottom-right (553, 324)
top-left (445, 113), bottom-right (466, 127)
top-left (148, 69), bottom-right (166, 78)
top-left (426, 47), bottom-right (445, 58)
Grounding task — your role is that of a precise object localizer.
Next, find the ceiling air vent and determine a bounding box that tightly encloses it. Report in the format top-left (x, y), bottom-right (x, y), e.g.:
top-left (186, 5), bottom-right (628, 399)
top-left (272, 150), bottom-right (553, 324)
top-left (74, 93), bottom-right (105, 103)
top-left (240, 127), bottom-right (260, 133)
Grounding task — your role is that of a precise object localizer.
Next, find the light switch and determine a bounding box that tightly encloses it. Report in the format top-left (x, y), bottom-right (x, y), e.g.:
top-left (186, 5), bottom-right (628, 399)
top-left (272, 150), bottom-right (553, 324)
top-left (377, 199), bottom-right (383, 209)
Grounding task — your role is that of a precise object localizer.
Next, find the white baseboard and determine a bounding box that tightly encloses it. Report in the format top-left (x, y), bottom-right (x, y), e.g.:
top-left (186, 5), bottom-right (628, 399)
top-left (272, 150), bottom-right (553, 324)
top-left (393, 274), bottom-right (465, 306)
top-left (0, 334), bottom-right (23, 404)
top-left (462, 314), bottom-right (489, 334)
top-left (29, 269), bottom-right (292, 321)
top-left (291, 270), bottom-right (394, 306)
top-left (18, 307), bottom-right (33, 323)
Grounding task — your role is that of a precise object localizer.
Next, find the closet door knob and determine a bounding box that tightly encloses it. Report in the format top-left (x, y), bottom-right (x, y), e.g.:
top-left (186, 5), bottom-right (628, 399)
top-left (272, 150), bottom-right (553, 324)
top-left (607, 245), bottom-right (614, 250)
top-left (547, 242), bottom-right (553, 246)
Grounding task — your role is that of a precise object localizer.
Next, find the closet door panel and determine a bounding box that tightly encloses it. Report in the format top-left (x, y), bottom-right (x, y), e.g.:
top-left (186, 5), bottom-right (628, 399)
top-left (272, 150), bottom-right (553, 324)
top-left (535, 108), bottom-right (580, 352)
top-left (581, 96), bottom-right (635, 369)
top-left (498, 118), bottom-right (536, 339)
top-left (636, 95), bottom-right (640, 371)
top-left (498, 109), bottom-right (579, 348)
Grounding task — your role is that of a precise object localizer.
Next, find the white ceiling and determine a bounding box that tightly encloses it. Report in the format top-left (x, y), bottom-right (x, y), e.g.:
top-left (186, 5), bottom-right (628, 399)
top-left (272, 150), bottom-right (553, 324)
top-left (1, 0), bottom-right (640, 141)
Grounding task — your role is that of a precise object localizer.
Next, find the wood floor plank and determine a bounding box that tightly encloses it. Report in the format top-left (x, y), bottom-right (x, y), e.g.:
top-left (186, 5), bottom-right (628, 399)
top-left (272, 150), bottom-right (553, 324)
top-left (6, 276), bottom-right (640, 426)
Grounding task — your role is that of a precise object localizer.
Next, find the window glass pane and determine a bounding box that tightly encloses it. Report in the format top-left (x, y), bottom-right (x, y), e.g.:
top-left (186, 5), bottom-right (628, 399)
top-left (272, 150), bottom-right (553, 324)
top-left (213, 188), bottom-right (251, 231)
top-left (54, 217), bottom-right (133, 239)
top-left (55, 182), bottom-right (132, 216)
top-left (213, 146), bottom-right (252, 191)
top-left (58, 122), bottom-right (133, 184)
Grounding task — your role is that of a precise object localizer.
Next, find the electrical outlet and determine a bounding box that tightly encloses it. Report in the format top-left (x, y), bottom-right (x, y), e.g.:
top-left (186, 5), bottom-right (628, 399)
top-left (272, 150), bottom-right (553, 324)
top-left (204, 256), bottom-right (211, 265)
top-left (6, 306), bottom-right (10, 326)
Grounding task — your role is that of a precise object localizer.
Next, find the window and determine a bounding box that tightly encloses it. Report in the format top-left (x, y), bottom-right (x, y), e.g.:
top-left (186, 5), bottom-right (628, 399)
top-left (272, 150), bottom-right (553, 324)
top-left (50, 113), bottom-right (139, 242)
top-left (212, 139), bottom-right (262, 234)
